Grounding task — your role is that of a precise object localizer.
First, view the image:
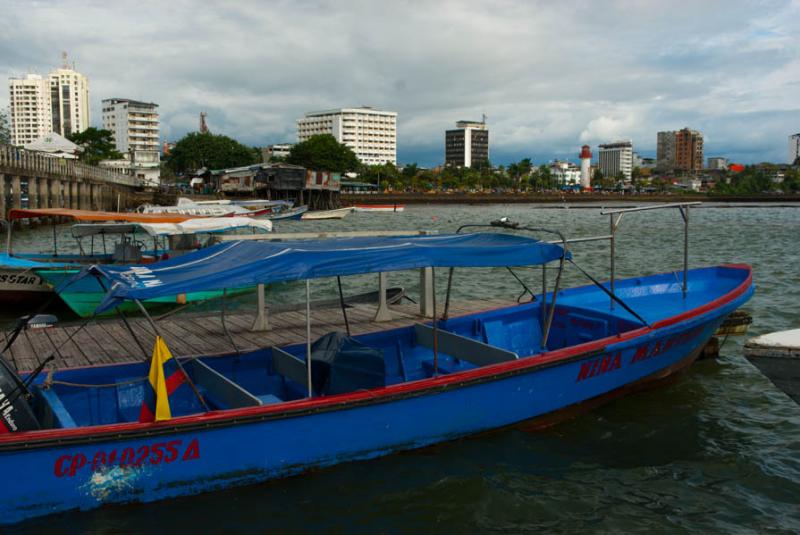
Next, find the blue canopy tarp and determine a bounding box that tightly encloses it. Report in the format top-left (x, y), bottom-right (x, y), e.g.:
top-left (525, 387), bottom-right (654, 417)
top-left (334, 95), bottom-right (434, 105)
top-left (79, 233), bottom-right (568, 313)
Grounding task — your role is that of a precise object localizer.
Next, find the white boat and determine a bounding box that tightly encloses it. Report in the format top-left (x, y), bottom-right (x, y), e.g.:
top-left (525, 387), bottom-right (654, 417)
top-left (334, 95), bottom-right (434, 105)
top-left (137, 198), bottom-right (286, 218)
top-left (300, 207), bottom-right (355, 220)
top-left (353, 204), bottom-right (405, 213)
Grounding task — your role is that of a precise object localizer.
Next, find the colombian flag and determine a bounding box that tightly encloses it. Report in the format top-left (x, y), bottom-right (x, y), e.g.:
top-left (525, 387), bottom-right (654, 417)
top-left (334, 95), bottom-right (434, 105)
top-left (139, 336), bottom-right (187, 422)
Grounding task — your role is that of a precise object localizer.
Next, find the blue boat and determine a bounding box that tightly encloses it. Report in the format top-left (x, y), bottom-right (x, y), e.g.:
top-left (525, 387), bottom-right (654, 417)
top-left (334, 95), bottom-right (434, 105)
top-left (0, 226), bottom-right (753, 524)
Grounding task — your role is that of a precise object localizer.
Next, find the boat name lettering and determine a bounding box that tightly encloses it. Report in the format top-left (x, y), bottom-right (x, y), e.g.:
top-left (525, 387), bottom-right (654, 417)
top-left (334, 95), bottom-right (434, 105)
top-left (0, 273), bottom-right (41, 286)
top-left (576, 352), bottom-right (622, 382)
top-left (630, 326), bottom-right (705, 365)
top-left (120, 266), bottom-right (163, 289)
top-left (53, 437), bottom-right (200, 478)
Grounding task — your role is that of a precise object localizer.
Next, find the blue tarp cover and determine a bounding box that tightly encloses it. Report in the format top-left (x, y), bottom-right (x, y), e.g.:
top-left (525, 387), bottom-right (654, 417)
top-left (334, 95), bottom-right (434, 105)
top-left (83, 233), bottom-right (567, 312)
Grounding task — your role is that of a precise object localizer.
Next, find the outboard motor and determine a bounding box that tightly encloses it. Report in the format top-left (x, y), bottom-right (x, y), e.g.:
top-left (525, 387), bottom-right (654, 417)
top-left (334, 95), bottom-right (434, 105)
top-left (0, 354), bottom-right (41, 433)
top-left (0, 314), bottom-right (56, 433)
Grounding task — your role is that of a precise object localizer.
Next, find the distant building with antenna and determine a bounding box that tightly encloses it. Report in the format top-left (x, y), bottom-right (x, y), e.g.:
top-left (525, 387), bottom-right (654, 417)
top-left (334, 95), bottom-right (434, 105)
top-left (445, 118), bottom-right (489, 168)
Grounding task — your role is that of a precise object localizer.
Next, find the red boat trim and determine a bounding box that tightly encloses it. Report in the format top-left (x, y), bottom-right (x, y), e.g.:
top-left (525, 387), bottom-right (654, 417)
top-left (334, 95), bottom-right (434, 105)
top-left (0, 265), bottom-right (753, 450)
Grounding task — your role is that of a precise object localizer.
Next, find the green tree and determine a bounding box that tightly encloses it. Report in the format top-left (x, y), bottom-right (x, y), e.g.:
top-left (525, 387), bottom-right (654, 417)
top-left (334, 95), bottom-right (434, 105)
top-left (67, 127), bottom-right (123, 165)
top-left (286, 134), bottom-right (360, 173)
top-left (0, 109), bottom-right (10, 145)
top-left (166, 132), bottom-right (259, 174)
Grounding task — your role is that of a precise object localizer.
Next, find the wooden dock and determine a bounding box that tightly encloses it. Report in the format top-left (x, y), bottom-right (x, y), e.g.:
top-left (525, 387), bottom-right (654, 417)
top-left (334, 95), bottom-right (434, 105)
top-left (2, 298), bottom-right (512, 373)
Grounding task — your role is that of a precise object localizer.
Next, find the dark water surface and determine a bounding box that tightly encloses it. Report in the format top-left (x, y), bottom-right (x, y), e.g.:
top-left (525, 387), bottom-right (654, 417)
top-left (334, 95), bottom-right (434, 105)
top-left (7, 203), bottom-right (800, 533)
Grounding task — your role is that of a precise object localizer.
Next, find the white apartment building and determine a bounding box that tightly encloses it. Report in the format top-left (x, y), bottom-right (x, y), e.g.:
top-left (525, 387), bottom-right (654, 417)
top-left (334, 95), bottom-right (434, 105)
top-left (707, 157), bottom-right (728, 170)
top-left (598, 140), bottom-right (633, 182)
top-left (101, 98), bottom-right (160, 186)
top-left (297, 107), bottom-right (397, 166)
top-left (102, 98), bottom-right (160, 153)
top-left (549, 160), bottom-right (581, 187)
top-left (8, 74), bottom-right (52, 146)
top-left (790, 133), bottom-right (800, 164)
top-left (49, 67), bottom-right (90, 138)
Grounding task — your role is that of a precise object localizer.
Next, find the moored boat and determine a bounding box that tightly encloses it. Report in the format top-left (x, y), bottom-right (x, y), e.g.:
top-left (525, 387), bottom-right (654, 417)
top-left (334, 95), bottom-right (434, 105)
top-left (353, 204), bottom-right (405, 213)
top-left (0, 223), bottom-right (753, 524)
top-left (300, 207), bottom-right (354, 220)
top-left (0, 208), bottom-right (203, 307)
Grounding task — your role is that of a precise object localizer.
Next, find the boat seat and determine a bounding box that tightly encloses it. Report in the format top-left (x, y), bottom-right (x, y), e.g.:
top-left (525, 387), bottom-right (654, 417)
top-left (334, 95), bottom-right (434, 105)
top-left (186, 359), bottom-right (262, 410)
top-left (272, 347), bottom-right (307, 388)
top-left (37, 388), bottom-right (78, 428)
top-left (256, 394), bottom-right (283, 405)
top-left (414, 323), bottom-right (518, 367)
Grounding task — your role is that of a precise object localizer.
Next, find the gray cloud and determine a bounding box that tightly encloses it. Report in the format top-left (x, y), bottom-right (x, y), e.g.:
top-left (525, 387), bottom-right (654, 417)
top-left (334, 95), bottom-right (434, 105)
top-left (1, 0), bottom-right (798, 165)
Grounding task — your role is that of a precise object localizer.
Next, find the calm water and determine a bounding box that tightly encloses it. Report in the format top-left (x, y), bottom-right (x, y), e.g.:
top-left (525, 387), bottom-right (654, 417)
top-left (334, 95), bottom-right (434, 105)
top-left (7, 203), bottom-right (800, 533)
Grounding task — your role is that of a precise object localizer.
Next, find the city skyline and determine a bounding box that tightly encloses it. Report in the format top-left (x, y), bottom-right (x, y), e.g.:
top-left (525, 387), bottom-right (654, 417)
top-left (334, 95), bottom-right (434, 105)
top-left (1, 1), bottom-right (798, 167)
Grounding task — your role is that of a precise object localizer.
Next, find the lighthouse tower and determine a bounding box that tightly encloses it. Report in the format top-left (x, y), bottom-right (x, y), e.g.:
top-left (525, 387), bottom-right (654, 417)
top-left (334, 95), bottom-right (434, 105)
top-left (579, 145), bottom-right (592, 190)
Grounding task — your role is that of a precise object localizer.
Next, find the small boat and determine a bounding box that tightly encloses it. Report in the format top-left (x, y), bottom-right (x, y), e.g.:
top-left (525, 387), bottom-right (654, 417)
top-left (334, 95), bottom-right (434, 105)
top-left (0, 223), bottom-right (753, 524)
top-left (744, 329), bottom-right (800, 404)
top-left (353, 204), bottom-right (405, 213)
top-left (34, 216), bottom-right (272, 318)
top-left (0, 208), bottom-right (203, 307)
top-left (137, 198), bottom-right (279, 218)
top-left (265, 204), bottom-right (308, 221)
top-left (300, 207), bottom-right (354, 220)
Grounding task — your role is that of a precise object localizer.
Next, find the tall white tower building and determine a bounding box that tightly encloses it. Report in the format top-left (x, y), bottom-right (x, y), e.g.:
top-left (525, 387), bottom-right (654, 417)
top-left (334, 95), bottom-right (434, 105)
top-left (579, 144), bottom-right (592, 190)
top-left (297, 107), bottom-right (397, 166)
top-left (8, 74), bottom-right (52, 146)
top-left (790, 133), bottom-right (800, 164)
top-left (598, 140), bottom-right (633, 183)
top-left (49, 64), bottom-right (90, 138)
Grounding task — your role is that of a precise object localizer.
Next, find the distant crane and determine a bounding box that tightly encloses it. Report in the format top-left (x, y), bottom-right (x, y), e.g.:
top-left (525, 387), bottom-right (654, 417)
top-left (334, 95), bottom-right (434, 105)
top-left (199, 112), bottom-right (209, 134)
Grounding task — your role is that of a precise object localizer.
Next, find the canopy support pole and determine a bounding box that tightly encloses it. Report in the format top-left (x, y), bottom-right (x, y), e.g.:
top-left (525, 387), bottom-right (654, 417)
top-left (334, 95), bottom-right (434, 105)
top-left (373, 272), bottom-right (392, 322)
top-left (336, 276), bottom-right (350, 336)
top-left (52, 220), bottom-right (57, 257)
top-left (420, 267), bottom-right (434, 318)
top-left (221, 288), bottom-right (240, 354)
top-left (94, 274), bottom-right (149, 361)
top-left (541, 253), bottom-right (566, 350)
top-left (133, 299), bottom-right (209, 412)
top-left (442, 267), bottom-right (454, 320)
top-left (305, 279), bottom-right (313, 397)
top-left (679, 205), bottom-right (689, 298)
top-left (251, 283), bottom-right (270, 331)
top-left (431, 267), bottom-right (439, 377)
top-left (541, 264), bottom-right (547, 328)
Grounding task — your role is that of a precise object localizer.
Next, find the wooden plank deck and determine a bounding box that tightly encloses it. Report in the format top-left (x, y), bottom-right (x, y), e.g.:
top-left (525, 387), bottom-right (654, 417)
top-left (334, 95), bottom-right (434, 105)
top-left (3, 298), bottom-right (514, 372)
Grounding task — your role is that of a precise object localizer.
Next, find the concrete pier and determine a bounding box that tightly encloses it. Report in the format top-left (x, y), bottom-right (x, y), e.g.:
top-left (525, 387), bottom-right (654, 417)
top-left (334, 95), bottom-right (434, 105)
top-left (0, 144), bottom-right (141, 218)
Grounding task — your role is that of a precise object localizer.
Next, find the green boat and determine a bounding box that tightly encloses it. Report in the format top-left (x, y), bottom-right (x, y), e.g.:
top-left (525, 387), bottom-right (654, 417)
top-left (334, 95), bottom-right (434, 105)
top-left (37, 268), bottom-right (253, 318)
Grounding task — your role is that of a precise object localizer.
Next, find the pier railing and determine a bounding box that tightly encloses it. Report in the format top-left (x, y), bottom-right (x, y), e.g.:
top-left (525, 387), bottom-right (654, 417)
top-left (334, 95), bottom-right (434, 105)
top-left (0, 144), bottom-right (141, 187)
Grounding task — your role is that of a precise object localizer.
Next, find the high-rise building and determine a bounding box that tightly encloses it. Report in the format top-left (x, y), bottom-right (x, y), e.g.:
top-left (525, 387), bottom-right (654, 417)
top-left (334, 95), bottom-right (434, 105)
top-left (8, 74), bottom-right (52, 146)
top-left (598, 140), bottom-right (633, 182)
top-left (789, 133), bottom-right (800, 164)
top-left (675, 128), bottom-right (703, 172)
top-left (445, 120), bottom-right (489, 168)
top-left (657, 128), bottom-right (703, 172)
top-left (100, 98), bottom-right (160, 186)
top-left (297, 107), bottom-right (397, 166)
top-left (101, 98), bottom-right (159, 153)
top-left (656, 131), bottom-right (676, 171)
top-left (8, 56), bottom-right (90, 145)
top-left (49, 66), bottom-right (89, 138)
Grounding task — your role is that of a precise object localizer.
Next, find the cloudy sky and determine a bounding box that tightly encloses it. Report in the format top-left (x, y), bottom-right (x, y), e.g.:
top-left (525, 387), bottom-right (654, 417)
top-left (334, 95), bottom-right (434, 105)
top-left (2, 0), bottom-right (798, 166)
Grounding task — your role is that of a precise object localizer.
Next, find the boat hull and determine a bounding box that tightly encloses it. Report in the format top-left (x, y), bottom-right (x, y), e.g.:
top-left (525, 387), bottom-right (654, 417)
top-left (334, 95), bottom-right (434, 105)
top-left (37, 269), bottom-right (252, 318)
top-left (0, 277), bottom-right (751, 525)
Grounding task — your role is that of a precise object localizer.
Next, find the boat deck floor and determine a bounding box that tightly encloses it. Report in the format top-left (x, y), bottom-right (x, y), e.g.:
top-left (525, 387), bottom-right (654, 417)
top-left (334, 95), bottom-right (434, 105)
top-left (2, 298), bottom-right (513, 373)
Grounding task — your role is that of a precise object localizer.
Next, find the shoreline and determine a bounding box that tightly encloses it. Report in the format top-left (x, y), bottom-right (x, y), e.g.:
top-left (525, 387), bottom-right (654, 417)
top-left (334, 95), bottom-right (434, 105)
top-left (341, 193), bottom-right (800, 205)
